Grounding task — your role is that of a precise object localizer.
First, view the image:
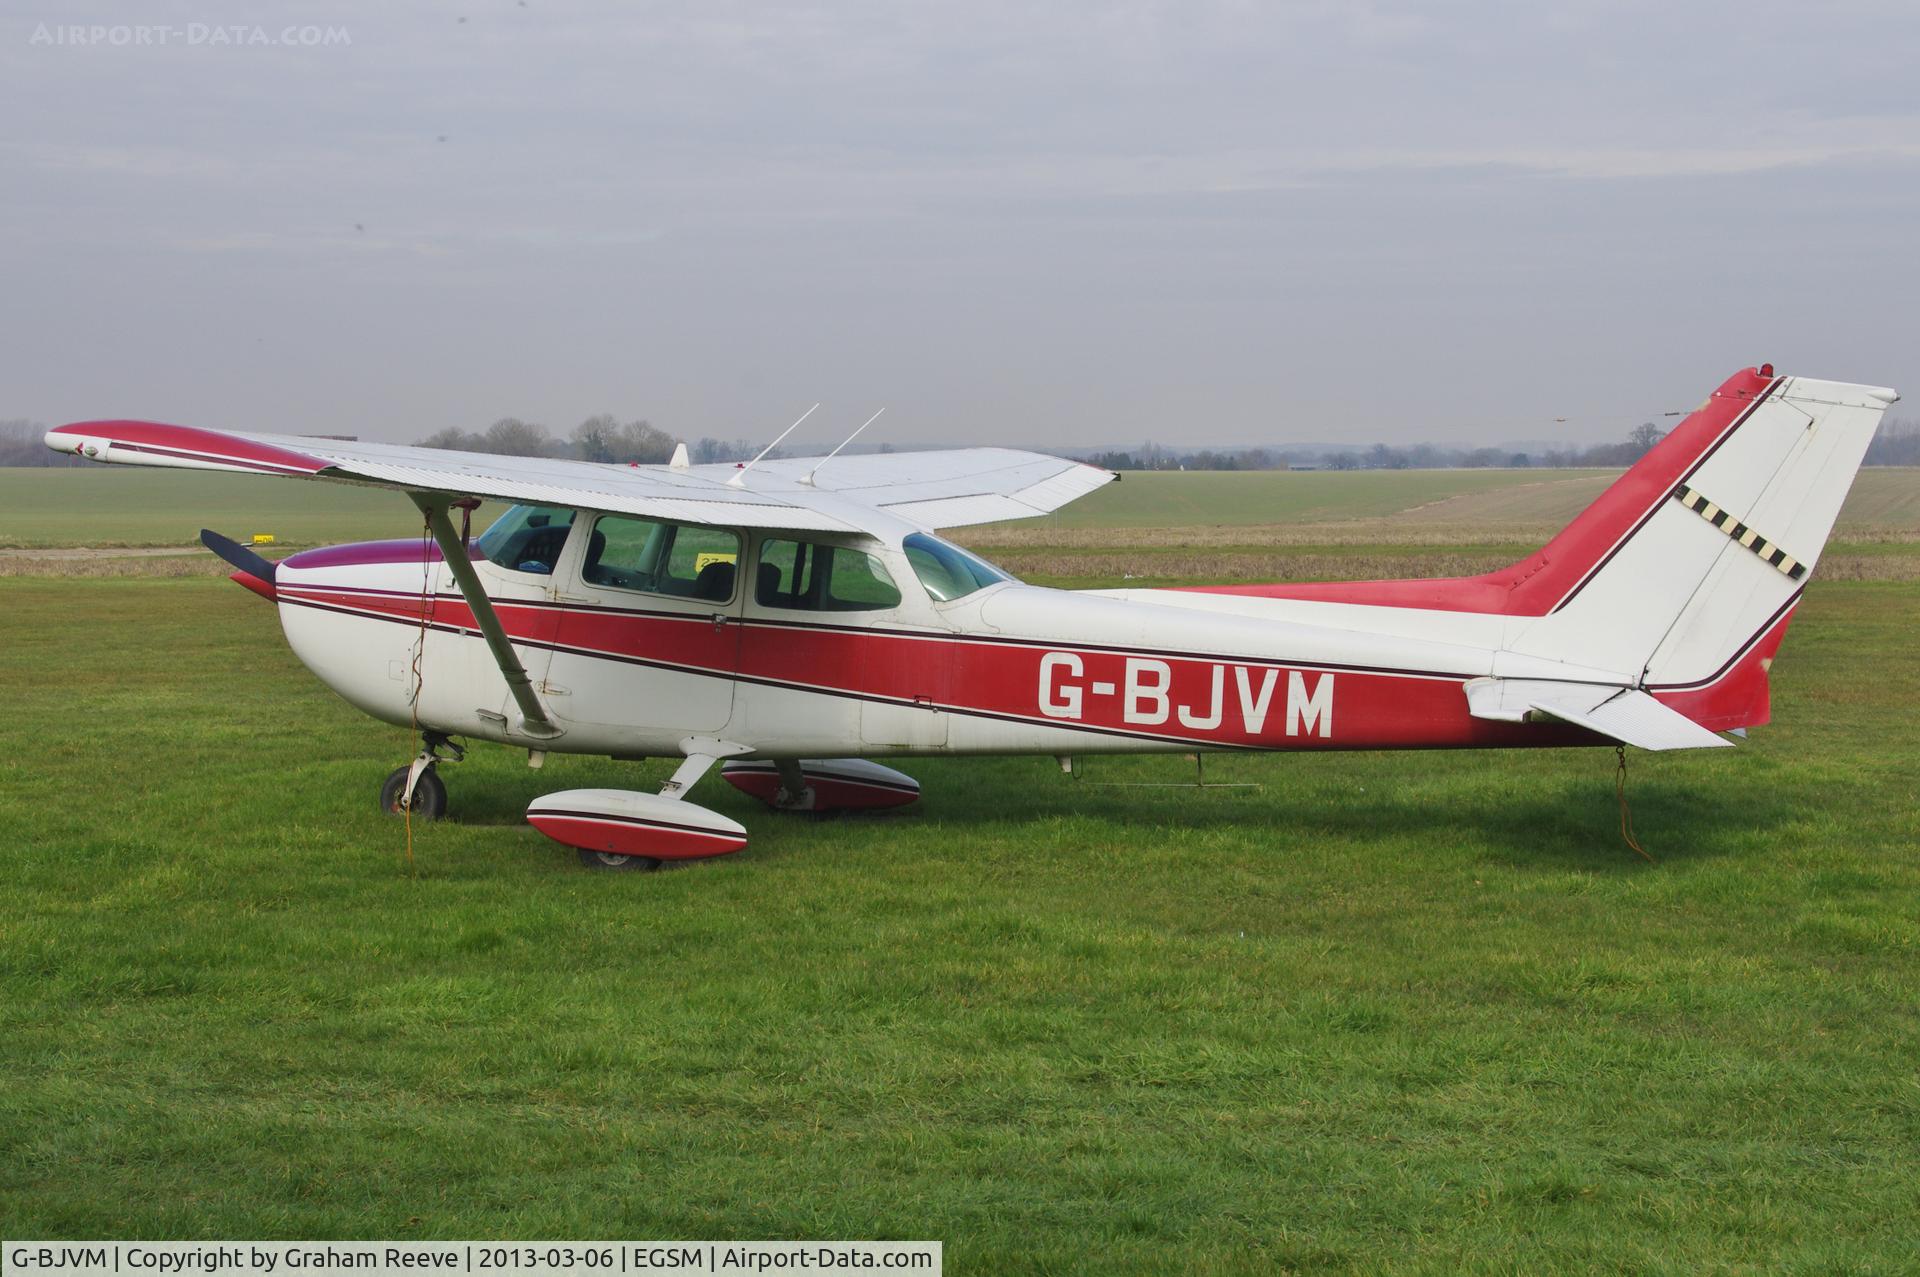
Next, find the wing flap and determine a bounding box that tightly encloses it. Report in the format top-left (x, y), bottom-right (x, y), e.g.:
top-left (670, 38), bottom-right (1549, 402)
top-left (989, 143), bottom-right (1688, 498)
top-left (1465, 678), bottom-right (1733, 751)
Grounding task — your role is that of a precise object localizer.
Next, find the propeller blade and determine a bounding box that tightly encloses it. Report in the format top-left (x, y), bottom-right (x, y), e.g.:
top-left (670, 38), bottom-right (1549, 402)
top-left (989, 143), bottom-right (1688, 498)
top-left (200, 528), bottom-right (278, 581)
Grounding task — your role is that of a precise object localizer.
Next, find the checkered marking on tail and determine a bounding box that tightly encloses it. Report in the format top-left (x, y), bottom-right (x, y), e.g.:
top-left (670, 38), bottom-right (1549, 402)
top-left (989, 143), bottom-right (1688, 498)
top-left (1672, 484), bottom-right (1807, 580)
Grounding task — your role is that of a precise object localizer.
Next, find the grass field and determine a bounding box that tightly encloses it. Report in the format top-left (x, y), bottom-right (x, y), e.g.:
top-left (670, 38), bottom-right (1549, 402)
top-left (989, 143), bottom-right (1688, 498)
top-left (0, 469), bottom-right (435, 549)
top-left (3, 468), bottom-right (1919, 1272)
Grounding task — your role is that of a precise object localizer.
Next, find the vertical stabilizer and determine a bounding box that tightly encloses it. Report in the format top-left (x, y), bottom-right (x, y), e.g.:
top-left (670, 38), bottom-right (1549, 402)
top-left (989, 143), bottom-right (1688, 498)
top-left (1506, 371), bottom-right (1896, 726)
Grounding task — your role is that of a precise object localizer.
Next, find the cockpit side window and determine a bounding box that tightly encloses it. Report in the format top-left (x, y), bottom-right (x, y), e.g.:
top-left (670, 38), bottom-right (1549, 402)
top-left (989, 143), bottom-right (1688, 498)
top-left (901, 532), bottom-right (1011, 602)
top-left (475, 505), bottom-right (577, 576)
top-left (583, 515), bottom-right (741, 602)
top-left (755, 539), bottom-right (902, 612)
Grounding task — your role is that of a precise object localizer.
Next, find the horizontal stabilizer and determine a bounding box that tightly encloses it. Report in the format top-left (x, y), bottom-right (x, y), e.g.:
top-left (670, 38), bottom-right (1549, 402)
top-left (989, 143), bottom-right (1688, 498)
top-left (1465, 678), bottom-right (1733, 751)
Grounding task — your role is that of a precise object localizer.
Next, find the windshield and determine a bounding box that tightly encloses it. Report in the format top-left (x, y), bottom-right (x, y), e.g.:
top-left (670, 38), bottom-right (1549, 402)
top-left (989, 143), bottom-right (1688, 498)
top-left (474, 505), bottom-right (576, 576)
top-left (902, 533), bottom-right (1013, 602)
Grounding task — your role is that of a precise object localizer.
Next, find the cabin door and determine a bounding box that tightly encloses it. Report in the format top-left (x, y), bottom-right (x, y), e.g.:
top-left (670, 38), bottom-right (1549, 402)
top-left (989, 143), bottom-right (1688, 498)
top-left (545, 514), bottom-right (744, 740)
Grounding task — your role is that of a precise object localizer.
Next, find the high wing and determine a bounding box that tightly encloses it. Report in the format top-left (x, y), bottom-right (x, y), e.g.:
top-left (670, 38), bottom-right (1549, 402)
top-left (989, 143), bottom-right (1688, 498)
top-left (44, 420), bottom-right (1114, 534)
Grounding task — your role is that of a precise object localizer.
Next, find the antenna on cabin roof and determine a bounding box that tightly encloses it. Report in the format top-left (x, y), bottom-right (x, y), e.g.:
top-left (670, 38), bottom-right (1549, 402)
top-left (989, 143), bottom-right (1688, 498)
top-left (727, 404), bottom-right (818, 488)
top-left (800, 408), bottom-right (885, 487)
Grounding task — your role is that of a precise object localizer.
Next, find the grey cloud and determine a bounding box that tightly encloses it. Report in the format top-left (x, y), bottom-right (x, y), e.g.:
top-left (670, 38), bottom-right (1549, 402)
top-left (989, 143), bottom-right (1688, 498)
top-left (2, 0), bottom-right (1914, 447)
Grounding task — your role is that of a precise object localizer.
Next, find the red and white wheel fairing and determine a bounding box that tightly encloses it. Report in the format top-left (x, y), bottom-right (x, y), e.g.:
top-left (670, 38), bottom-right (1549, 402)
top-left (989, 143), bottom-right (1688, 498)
top-left (722, 759), bottom-right (921, 812)
top-left (526, 788), bottom-right (747, 860)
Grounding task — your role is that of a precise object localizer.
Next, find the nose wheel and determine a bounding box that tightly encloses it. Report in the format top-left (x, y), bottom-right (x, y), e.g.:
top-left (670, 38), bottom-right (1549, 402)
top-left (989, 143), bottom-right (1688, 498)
top-left (378, 732), bottom-right (462, 820)
top-left (379, 764), bottom-right (447, 819)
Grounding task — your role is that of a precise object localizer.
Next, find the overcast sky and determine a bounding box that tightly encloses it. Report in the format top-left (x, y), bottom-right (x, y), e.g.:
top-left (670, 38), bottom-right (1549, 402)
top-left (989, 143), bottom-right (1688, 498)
top-left (4, 1), bottom-right (1916, 449)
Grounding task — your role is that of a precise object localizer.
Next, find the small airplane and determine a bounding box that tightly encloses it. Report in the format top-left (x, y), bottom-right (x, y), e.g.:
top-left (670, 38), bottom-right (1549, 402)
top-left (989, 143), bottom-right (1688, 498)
top-left (46, 365), bottom-right (1898, 870)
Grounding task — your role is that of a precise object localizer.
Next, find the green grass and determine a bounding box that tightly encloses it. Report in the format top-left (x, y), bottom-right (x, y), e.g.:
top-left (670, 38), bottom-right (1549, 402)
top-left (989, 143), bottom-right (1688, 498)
top-left (4, 573), bottom-right (1920, 1272)
top-left (0, 469), bottom-right (452, 548)
top-left (1036, 469), bottom-right (1620, 528)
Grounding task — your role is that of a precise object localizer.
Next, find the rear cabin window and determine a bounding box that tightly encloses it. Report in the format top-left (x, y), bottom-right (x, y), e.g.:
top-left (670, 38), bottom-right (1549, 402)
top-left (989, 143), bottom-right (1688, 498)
top-left (583, 515), bottom-right (741, 602)
top-left (475, 505), bottom-right (576, 576)
top-left (755, 540), bottom-right (902, 612)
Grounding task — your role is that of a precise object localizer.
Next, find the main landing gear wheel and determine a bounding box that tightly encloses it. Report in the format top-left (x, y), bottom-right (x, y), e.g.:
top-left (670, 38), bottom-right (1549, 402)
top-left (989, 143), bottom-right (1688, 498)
top-left (575, 848), bottom-right (663, 872)
top-left (379, 765), bottom-right (448, 820)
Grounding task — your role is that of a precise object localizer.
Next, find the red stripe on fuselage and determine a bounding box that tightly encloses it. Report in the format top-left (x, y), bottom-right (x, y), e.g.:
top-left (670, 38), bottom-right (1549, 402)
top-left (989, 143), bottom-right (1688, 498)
top-left (276, 583), bottom-right (1605, 751)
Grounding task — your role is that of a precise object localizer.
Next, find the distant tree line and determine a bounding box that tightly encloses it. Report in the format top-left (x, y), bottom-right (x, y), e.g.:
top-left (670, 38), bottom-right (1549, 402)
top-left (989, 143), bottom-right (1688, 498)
top-left (1866, 418), bottom-right (1920, 465)
top-left (0, 412), bottom-right (792, 468)
top-left (1343, 421), bottom-right (1676, 471)
top-left (1084, 446), bottom-right (1289, 472)
top-left (1086, 421), bottom-right (1684, 471)
top-left (1080, 417), bottom-right (1919, 471)
top-left (0, 419), bottom-right (88, 467)
top-left (3, 414), bottom-right (1917, 468)
top-left (411, 415), bottom-right (789, 467)
top-left (416, 415), bottom-right (681, 463)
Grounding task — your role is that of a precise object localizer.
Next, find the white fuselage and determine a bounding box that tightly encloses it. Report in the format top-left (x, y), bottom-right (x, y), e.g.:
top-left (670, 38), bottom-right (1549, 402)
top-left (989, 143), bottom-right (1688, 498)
top-left (272, 536), bottom-right (1634, 761)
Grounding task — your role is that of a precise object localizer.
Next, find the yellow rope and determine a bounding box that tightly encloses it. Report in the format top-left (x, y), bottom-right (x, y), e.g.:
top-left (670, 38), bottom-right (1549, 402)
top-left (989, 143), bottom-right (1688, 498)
top-left (1615, 745), bottom-right (1655, 864)
top-left (402, 508), bottom-right (433, 876)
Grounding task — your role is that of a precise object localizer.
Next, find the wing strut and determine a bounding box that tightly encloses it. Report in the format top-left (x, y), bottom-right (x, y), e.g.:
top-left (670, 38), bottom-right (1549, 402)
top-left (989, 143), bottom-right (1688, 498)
top-left (409, 492), bottom-right (562, 741)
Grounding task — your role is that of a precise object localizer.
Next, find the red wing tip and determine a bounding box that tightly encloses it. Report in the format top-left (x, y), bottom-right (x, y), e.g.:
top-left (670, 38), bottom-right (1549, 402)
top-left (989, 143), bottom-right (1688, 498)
top-left (47, 420), bottom-right (329, 474)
